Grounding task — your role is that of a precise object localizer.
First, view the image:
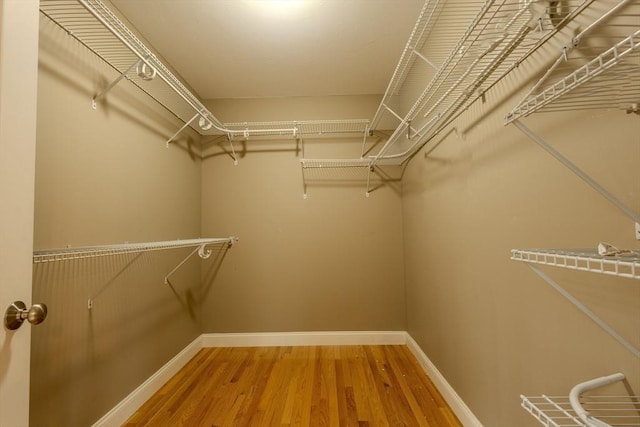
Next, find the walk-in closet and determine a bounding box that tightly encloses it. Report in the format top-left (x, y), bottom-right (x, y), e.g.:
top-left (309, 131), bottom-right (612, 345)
top-left (0, 0), bottom-right (638, 425)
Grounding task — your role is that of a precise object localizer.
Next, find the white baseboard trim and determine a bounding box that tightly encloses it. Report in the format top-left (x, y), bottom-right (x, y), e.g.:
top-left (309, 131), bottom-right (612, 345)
top-left (405, 334), bottom-right (483, 427)
top-left (91, 335), bottom-right (203, 427)
top-left (93, 331), bottom-right (481, 427)
top-left (201, 330), bottom-right (407, 347)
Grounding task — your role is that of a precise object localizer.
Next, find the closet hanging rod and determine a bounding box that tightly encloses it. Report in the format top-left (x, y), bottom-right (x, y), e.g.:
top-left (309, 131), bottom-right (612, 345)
top-left (33, 237), bottom-right (237, 264)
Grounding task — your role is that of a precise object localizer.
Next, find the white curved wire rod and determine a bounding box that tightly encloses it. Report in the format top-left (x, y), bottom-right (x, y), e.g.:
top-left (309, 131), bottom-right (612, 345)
top-left (33, 237), bottom-right (236, 264)
top-left (569, 373), bottom-right (626, 427)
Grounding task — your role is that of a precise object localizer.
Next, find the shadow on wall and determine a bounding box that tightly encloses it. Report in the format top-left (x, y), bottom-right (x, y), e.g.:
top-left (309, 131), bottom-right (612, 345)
top-left (29, 249), bottom-right (204, 426)
top-left (200, 132), bottom-right (406, 198)
top-left (39, 14), bottom-right (200, 160)
top-left (201, 244), bottom-right (233, 301)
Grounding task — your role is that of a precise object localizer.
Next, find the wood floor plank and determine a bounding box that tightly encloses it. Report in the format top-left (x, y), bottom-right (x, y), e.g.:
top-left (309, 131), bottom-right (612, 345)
top-left (126, 345), bottom-right (463, 427)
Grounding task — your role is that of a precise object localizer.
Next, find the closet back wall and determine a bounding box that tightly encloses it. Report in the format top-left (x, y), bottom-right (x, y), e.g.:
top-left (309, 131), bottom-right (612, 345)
top-left (31, 16), bottom-right (203, 427)
top-left (201, 97), bottom-right (406, 333)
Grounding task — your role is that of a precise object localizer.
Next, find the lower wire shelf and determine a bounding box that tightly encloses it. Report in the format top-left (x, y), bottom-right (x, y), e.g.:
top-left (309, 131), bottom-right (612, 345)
top-left (521, 394), bottom-right (640, 427)
top-left (522, 374), bottom-right (640, 427)
top-left (33, 237), bottom-right (237, 263)
top-left (511, 248), bottom-right (640, 280)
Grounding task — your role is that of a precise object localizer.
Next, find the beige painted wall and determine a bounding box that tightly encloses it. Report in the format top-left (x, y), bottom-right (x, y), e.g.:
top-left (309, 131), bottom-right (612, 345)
top-left (402, 13), bottom-right (640, 427)
top-left (27, 1), bottom-right (639, 426)
top-left (200, 97), bottom-right (407, 333)
top-left (31, 14), bottom-right (203, 426)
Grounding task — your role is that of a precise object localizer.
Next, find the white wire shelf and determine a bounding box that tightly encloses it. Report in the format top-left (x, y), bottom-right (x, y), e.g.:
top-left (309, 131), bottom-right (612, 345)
top-left (300, 158), bottom-right (373, 169)
top-left (522, 395), bottom-right (640, 427)
top-left (224, 119), bottom-right (370, 139)
top-left (511, 248), bottom-right (640, 279)
top-left (39, 0), bottom-right (227, 137)
top-left (506, 1), bottom-right (640, 122)
top-left (38, 0), bottom-right (370, 148)
top-left (299, 158), bottom-right (403, 198)
top-left (33, 237), bottom-right (237, 264)
top-left (369, 0), bottom-right (587, 166)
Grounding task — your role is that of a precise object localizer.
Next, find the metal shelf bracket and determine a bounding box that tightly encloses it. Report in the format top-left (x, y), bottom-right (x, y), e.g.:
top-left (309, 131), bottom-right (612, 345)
top-left (92, 59), bottom-right (143, 109)
top-left (512, 119), bottom-right (640, 225)
top-left (525, 263), bottom-right (640, 358)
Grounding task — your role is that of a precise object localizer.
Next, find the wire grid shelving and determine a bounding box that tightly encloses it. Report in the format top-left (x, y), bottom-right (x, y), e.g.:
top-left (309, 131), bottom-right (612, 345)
top-left (39, 0), bottom-right (226, 135)
top-left (506, 0), bottom-right (640, 122)
top-left (511, 248), bottom-right (640, 279)
top-left (521, 394), bottom-right (640, 427)
top-left (223, 119), bottom-right (370, 139)
top-left (38, 0), bottom-right (371, 144)
top-left (33, 237), bottom-right (236, 264)
top-left (364, 0), bottom-right (589, 167)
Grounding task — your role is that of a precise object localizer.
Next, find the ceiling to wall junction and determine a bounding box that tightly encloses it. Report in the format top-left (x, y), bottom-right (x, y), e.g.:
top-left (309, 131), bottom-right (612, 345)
top-left (110, 0), bottom-right (425, 100)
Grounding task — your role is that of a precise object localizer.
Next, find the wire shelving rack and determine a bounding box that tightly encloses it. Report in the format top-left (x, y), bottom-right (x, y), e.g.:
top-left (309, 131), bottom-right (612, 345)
top-left (38, 0), bottom-right (371, 153)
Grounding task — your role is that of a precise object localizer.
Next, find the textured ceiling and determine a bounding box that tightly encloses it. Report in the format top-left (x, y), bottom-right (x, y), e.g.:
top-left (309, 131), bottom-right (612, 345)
top-left (110, 0), bottom-right (425, 100)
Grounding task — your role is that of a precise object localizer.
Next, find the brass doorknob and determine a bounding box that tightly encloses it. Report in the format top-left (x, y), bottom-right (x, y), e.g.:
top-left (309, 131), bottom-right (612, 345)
top-left (4, 301), bottom-right (48, 330)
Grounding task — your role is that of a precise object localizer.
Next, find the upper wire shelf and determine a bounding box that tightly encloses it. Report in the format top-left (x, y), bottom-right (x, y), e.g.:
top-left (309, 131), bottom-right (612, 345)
top-left (511, 248), bottom-right (640, 279)
top-left (39, 0), bottom-right (226, 137)
top-left (365, 0), bottom-right (589, 167)
top-left (38, 0), bottom-right (370, 147)
top-left (33, 237), bottom-right (237, 264)
top-left (506, 0), bottom-right (640, 122)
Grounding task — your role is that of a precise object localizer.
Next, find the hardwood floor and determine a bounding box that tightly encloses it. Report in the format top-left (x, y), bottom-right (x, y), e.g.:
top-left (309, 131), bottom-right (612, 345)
top-left (124, 345), bottom-right (462, 426)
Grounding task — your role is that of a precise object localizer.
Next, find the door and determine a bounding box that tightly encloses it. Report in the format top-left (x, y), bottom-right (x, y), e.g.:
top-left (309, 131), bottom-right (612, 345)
top-left (0, 0), bottom-right (39, 425)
